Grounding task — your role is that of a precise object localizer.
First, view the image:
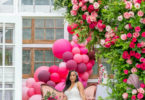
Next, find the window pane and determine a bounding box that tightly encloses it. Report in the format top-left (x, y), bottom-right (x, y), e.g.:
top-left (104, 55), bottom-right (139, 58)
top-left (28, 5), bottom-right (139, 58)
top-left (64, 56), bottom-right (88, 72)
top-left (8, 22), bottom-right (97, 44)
top-left (51, 0), bottom-right (54, 5)
top-left (0, 68), bottom-right (2, 83)
top-left (34, 63), bottom-right (44, 71)
top-left (35, 19), bottom-right (44, 28)
top-left (102, 58), bottom-right (112, 74)
top-left (22, 0), bottom-right (33, 5)
top-left (44, 63), bottom-right (52, 67)
top-left (23, 28), bottom-right (31, 40)
top-left (2, 0), bottom-right (13, 5)
top-left (46, 29), bottom-right (54, 40)
top-left (45, 50), bottom-right (53, 61)
top-left (5, 29), bottom-right (13, 43)
top-left (5, 46), bottom-right (13, 66)
top-left (35, 50), bottom-right (43, 62)
top-left (0, 46), bottom-right (2, 66)
top-left (35, 29), bottom-right (44, 40)
top-left (0, 24), bottom-right (3, 43)
top-left (93, 62), bottom-right (98, 74)
top-left (23, 50), bottom-right (31, 74)
top-left (46, 19), bottom-right (54, 28)
top-left (5, 90), bottom-right (14, 100)
top-left (56, 29), bottom-right (64, 39)
top-left (23, 19), bottom-right (32, 27)
top-left (4, 68), bottom-right (14, 82)
top-left (35, 0), bottom-right (49, 5)
top-left (5, 83), bottom-right (14, 88)
top-left (69, 34), bottom-right (73, 40)
top-left (55, 19), bottom-right (64, 28)
top-left (0, 90), bottom-right (2, 100)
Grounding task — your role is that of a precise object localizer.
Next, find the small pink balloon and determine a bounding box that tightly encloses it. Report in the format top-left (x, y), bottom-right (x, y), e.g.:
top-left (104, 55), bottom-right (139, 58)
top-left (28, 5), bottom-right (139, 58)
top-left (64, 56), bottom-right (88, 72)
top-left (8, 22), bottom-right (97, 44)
top-left (72, 47), bottom-right (80, 54)
top-left (34, 66), bottom-right (49, 82)
top-left (26, 78), bottom-right (36, 88)
top-left (88, 69), bottom-right (93, 75)
top-left (29, 95), bottom-right (42, 100)
top-left (66, 60), bottom-right (77, 70)
top-left (55, 82), bottom-right (65, 92)
top-left (32, 82), bottom-right (44, 94)
top-left (82, 54), bottom-right (89, 63)
top-left (49, 65), bottom-right (59, 73)
top-left (22, 87), bottom-right (29, 100)
top-left (80, 72), bottom-right (89, 81)
top-left (63, 51), bottom-right (73, 62)
top-left (86, 62), bottom-right (93, 71)
top-left (73, 54), bottom-right (83, 63)
top-left (38, 70), bottom-right (50, 83)
top-left (27, 88), bottom-right (35, 97)
top-left (77, 63), bottom-right (87, 73)
top-left (50, 73), bottom-right (61, 83)
top-left (59, 62), bottom-right (66, 68)
top-left (80, 48), bottom-right (88, 54)
top-left (47, 80), bottom-right (56, 88)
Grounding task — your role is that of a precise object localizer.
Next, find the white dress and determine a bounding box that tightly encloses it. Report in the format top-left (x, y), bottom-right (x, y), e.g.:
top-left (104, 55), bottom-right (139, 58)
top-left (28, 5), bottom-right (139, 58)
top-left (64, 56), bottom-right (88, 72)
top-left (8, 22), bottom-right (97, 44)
top-left (64, 82), bottom-right (82, 100)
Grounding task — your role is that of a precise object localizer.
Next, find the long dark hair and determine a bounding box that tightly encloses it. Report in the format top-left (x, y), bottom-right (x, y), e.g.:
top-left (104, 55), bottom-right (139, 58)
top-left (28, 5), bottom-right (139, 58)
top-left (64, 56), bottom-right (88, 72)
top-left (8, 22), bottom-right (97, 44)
top-left (63, 70), bottom-right (79, 92)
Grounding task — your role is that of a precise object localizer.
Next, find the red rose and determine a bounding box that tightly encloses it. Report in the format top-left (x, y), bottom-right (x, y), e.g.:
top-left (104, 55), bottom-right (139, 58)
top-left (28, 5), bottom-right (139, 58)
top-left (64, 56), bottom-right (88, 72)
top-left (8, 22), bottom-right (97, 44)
top-left (137, 43), bottom-right (142, 48)
top-left (102, 24), bottom-right (106, 29)
top-left (140, 83), bottom-right (145, 88)
top-left (128, 24), bottom-right (133, 29)
top-left (124, 70), bottom-right (128, 74)
top-left (122, 51), bottom-right (130, 59)
top-left (131, 95), bottom-right (136, 100)
top-left (142, 48), bottom-right (145, 53)
top-left (127, 33), bottom-right (132, 38)
top-left (82, 14), bottom-right (87, 20)
top-left (135, 53), bottom-right (141, 59)
top-left (105, 42), bottom-right (111, 48)
top-left (88, 5), bottom-right (94, 13)
top-left (123, 79), bottom-right (127, 83)
top-left (130, 51), bottom-right (135, 56)
top-left (141, 32), bottom-right (145, 37)
top-left (130, 42), bottom-right (135, 48)
top-left (136, 64), bottom-right (141, 68)
top-left (132, 38), bottom-right (137, 42)
top-left (137, 0), bottom-right (142, 3)
top-left (135, 26), bottom-right (141, 32)
top-left (89, 22), bottom-right (97, 29)
top-left (141, 63), bottom-right (145, 70)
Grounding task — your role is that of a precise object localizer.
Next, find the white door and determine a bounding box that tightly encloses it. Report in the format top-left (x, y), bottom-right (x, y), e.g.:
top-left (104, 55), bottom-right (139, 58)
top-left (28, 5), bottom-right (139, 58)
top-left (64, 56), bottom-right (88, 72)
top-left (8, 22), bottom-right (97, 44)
top-left (0, 16), bottom-right (22, 100)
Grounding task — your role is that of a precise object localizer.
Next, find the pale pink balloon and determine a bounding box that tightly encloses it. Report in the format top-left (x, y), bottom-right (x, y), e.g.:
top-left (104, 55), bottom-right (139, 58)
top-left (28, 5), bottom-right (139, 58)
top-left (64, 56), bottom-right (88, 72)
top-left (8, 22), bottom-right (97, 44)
top-left (52, 39), bottom-right (72, 59)
top-left (72, 35), bottom-right (78, 43)
top-left (34, 66), bottom-right (49, 82)
top-left (29, 95), bottom-right (42, 100)
top-left (22, 87), bottom-right (29, 100)
top-left (73, 54), bottom-right (83, 63)
top-left (50, 73), bottom-right (61, 83)
top-left (32, 82), bottom-right (44, 94)
top-left (80, 48), bottom-right (88, 54)
top-left (49, 65), bottom-right (59, 73)
top-left (88, 69), bottom-right (93, 75)
top-left (72, 47), bottom-right (80, 54)
top-left (26, 78), bottom-right (36, 88)
top-left (82, 54), bottom-right (89, 63)
top-left (80, 72), bottom-right (89, 81)
top-left (27, 88), bottom-right (35, 97)
top-left (55, 82), bottom-right (65, 92)
top-left (59, 62), bottom-right (66, 68)
top-left (86, 62), bottom-right (93, 71)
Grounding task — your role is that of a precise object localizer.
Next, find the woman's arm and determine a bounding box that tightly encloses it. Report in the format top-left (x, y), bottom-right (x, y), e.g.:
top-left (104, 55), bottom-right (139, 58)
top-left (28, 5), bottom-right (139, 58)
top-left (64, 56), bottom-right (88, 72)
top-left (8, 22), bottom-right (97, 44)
top-left (77, 82), bottom-right (86, 100)
top-left (63, 94), bottom-right (67, 100)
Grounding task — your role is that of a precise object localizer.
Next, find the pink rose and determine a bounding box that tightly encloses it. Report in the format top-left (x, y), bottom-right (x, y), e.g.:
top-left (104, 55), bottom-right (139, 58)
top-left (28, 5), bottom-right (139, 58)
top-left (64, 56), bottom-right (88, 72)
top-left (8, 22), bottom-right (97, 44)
top-left (132, 89), bottom-right (137, 94)
top-left (89, 22), bottom-right (97, 29)
top-left (129, 24), bottom-right (133, 29)
top-left (131, 95), bottom-right (136, 100)
top-left (138, 88), bottom-right (145, 94)
top-left (70, 10), bottom-right (77, 16)
top-left (140, 57), bottom-right (145, 62)
top-left (105, 42), bottom-right (111, 48)
top-left (130, 42), bottom-right (135, 48)
top-left (86, 16), bottom-right (91, 24)
top-left (96, 21), bottom-right (103, 29)
top-left (93, 2), bottom-right (100, 9)
top-left (106, 25), bottom-right (111, 32)
top-left (133, 32), bottom-right (140, 38)
top-left (122, 93), bottom-right (128, 99)
top-left (126, 59), bottom-right (132, 64)
top-left (137, 43), bottom-right (142, 48)
top-left (136, 64), bottom-right (141, 68)
top-left (124, 70), bottom-right (128, 74)
top-left (82, 14), bottom-right (87, 20)
top-left (142, 32), bottom-right (145, 37)
top-left (140, 18), bottom-right (145, 24)
top-left (91, 11), bottom-right (98, 17)
top-left (129, 11), bottom-right (134, 17)
top-left (131, 67), bottom-right (137, 73)
top-left (130, 51), bottom-right (135, 56)
top-left (125, 1), bottom-right (132, 9)
top-left (135, 3), bottom-right (140, 9)
top-left (79, 2), bottom-right (84, 7)
top-left (142, 48), bottom-right (145, 53)
top-left (123, 79), bottom-right (127, 83)
top-left (125, 24), bottom-right (129, 30)
top-left (121, 34), bottom-right (127, 40)
top-left (73, 4), bottom-right (79, 10)
top-left (135, 53), bottom-right (141, 59)
top-left (140, 83), bottom-right (145, 88)
top-left (118, 15), bottom-right (123, 21)
top-left (88, 5), bottom-right (94, 13)
top-left (138, 10), bottom-right (144, 17)
top-left (124, 12), bottom-right (130, 19)
top-left (122, 51), bottom-right (130, 59)
top-left (132, 38), bottom-right (137, 42)
top-left (89, 0), bottom-right (94, 3)
top-left (90, 15), bottom-right (96, 21)
top-left (100, 39), bottom-right (105, 46)
top-left (81, 5), bottom-right (87, 11)
top-left (71, 0), bottom-right (78, 5)
top-left (127, 33), bottom-right (132, 38)
top-left (135, 26), bottom-right (141, 32)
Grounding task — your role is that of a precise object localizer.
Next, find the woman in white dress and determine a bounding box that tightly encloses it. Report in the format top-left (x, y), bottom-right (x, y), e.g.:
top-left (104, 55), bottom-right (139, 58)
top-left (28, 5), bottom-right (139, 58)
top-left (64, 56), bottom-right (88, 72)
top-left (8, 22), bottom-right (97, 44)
top-left (63, 71), bottom-right (86, 100)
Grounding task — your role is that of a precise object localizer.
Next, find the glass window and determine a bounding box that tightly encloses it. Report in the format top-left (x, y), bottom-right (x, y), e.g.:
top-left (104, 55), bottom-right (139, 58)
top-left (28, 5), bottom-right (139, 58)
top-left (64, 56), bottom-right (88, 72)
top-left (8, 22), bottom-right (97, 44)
top-left (5, 46), bottom-right (13, 66)
top-left (2, 0), bottom-right (13, 5)
top-left (35, 0), bottom-right (49, 5)
top-left (22, 0), bottom-right (33, 5)
top-left (23, 50), bottom-right (31, 74)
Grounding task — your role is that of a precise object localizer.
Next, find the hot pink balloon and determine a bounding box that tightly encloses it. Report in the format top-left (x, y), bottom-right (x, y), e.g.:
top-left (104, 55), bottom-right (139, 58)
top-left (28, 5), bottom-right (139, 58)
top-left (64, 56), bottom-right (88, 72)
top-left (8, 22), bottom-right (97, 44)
top-left (66, 60), bottom-right (77, 70)
top-left (50, 73), bottom-right (61, 83)
top-left (82, 55), bottom-right (89, 63)
top-left (77, 63), bottom-right (87, 73)
top-left (38, 70), bottom-right (50, 83)
top-left (80, 48), bottom-right (88, 54)
top-left (88, 69), bottom-right (93, 75)
top-left (59, 62), bottom-right (66, 68)
top-left (27, 88), bottom-right (35, 97)
top-left (52, 39), bottom-right (72, 59)
top-left (55, 82), bottom-right (66, 92)
top-left (29, 95), bottom-right (42, 100)
top-left (90, 60), bottom-right (95, 66)
top-left (32, 82), bottom-right (44, 94)
top-left (86, 62), bottom-right (93, 71)
top-left (22, 87), bottom-right (29, 100)
top-left (34, 66), bottom-right (49, 82)
top-left (73, 44), bottom-right (80, 48)
top-left (47, 80), bottom-right (56, 88)
top-left (49, 65), bottom-right (59, 73)
top-left (74, 54), bottom-right (83, 63)
top-left (26, 78), bottom-right (36, 88)
top-left (59, 67), bottom-right (68, 78)
top-left (80, 72), bottom-right (89, 81)
top-left (72, 47), bottom-right (80, 54)
top-left (63, 51), bottom-right (73, 62)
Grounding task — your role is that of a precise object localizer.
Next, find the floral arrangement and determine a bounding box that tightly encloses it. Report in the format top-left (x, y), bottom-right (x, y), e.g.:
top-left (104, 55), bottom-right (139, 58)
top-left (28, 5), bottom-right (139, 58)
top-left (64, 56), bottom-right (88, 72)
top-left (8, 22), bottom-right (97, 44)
top-left (44, 91), bottom-right (58, 100)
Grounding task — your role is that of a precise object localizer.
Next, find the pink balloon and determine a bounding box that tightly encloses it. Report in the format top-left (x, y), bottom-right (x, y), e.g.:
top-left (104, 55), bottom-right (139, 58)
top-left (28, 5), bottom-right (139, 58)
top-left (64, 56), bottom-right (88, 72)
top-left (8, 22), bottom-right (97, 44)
top-left (82, 81), bottom-right (87, 88)
top-left (80, 72), bottom-right (89, 81)
top-left (38, 70), bottom-right (50, 83)
top-left (22, 81), bottom-right (26, 87)
top-left (49, 65), bottom-right (59, 73)
top-left (66, 60), bottom-right (77, 70)
top-left (90, 60), bottom-right (95, 66)
top-left (29, 95), bottom-right (42, 100)
top-left (32, 82), bottom-right (44, 94)
top-left (61, 79), bottom-right (66, 82)
top-left (26, 78), bottom-right (36, 88)
top-left (47, 80), bottom-right (56, 88)
top-left (27, 88), bottom-right (35, 97)
top-left (73, 54), bottom-right (83, 63)
top-left (80, 48), bottom-right (88, 54)
top-left (72, 47), bottom-right (80, 54)
top-left (82, 55), bottom-right (89, 63)
top-left (34, 66), bottom-right (49, 82)
top-left (86, 62), bottom-right (93, 71)
top-left (58, 67), bottom-right (68, 78)
top-left (73, 44), bottom-right (80, 48)
top-left (59, 62), bottom-right (66, 68)
top-left (88, 69), bottom-right (93, 75)
top-left (55, 82), bottom-right (65, 91)
top-left (22, 87), bottom-right (29, 100)
top-left (77, 63), bottom-right (87, 73)
top-left (71, 41), bottom-right (75, 46)
top-left (50, 73), bottom-right (61, 83)
top-left (72, 35), bottom-right (78, 43)
top-left (52, 39), bottom-right (72, 59)
top-left (63, 51), bottom-right (73, 62)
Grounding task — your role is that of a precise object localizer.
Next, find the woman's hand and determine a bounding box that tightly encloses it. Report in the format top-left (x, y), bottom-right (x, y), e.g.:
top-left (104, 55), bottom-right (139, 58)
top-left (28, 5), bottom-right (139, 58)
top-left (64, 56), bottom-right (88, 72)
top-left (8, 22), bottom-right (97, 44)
top-left (77, 82), bottom-right (86, 100)
top-left (63, 94), bottom-right (67, 100)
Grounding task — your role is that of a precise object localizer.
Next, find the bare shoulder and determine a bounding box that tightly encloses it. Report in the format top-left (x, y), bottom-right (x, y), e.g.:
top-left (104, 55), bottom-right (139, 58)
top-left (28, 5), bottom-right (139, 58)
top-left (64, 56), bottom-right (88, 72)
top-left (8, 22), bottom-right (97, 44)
top-left (77, 81), bottom-right (83, 86)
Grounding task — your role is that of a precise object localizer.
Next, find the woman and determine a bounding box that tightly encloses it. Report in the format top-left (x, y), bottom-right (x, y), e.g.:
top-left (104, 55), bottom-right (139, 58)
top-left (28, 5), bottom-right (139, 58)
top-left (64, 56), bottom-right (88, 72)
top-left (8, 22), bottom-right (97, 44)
top-left (63, 70), bottom-right (86, 100)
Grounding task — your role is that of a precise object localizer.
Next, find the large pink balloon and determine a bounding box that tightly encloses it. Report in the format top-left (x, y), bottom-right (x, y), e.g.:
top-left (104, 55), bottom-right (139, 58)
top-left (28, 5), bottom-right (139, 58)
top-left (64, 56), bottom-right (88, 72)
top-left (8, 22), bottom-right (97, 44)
top-left (66, 60), bottom-right (77, 70)
top-left (47, 80), bottom-right (56, 87)
top-left (80, 72), bottom-right (89, 81)
top-left (59, 62), bottom-right (66, 68)
top-left (22, 87), bottom-right (29, 100)
top-left (38, 70), bottom-right (50, 83)
top-left (27, 88), bottom-right (35, 97)
top-left (62, 51), bottom-right (73, 62)
top-left (26, 78), bottom-right (36, 88)
top-left (50, 73), bottom-right (61, 83)
top-left (32, 82), bottom-right (44, 94)
top-left (77, 63), bottom-right (87, 73)
top-left (34, 66), bottom-right (49, 82)
top-left (52, 39), bottom-right (72, 59)
top-left (88, 69), bottom-right (93, 75)
top-left (58, 67), bottom-right (68, 78)
top-left (55, 82), bottom-right (65, 91)
top-left (29, 95), bottom-right (42, 100)
top-left (82, 55), bottom-right (89, 63)
top-left (73, 54), bottom-right (83, 63)
top-left (72, 47), bottom-right (80, 54)
top-left (49, 65), bottom-right (59, 73)
top-left (86, 62), bottom-right (93, 71)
